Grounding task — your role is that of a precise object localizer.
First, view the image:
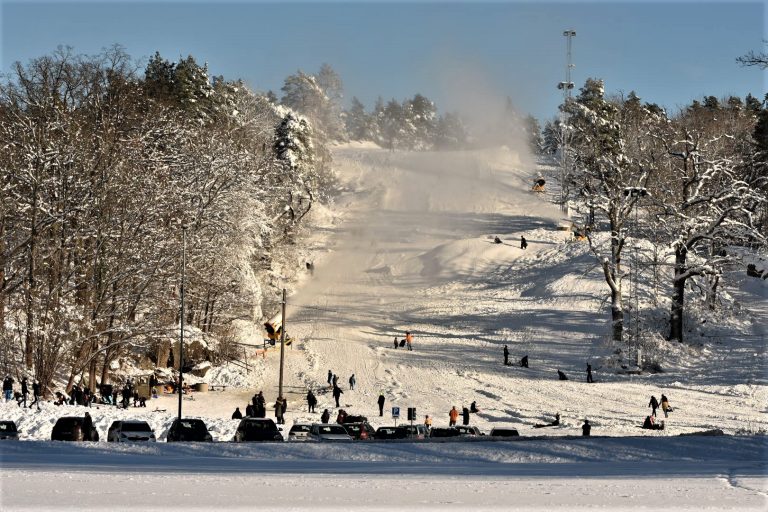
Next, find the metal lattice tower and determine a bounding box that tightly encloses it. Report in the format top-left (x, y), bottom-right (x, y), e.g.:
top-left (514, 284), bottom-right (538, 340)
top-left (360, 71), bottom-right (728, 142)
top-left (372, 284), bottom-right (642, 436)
top-left (558, 30), bottom-right (576, 211)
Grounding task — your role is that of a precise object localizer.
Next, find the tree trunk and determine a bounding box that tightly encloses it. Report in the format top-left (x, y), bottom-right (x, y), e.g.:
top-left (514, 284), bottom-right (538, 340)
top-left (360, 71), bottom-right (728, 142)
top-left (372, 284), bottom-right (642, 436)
top-left (24, 185), bottom-right (38, 369)
top-left (669, 246), bottom-right (687, 343)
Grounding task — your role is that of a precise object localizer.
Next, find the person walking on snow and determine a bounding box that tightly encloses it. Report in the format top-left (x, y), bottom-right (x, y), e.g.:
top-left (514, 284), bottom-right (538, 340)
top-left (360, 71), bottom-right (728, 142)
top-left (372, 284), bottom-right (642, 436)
top-left (274, 397), bottom-right (285, 424)
top-left (449, 406), bottom-right (459, 426)
top-left (348, 374), bottom-right (356, 390)
top-left (377, 393), bottom-right (386, 416)
top-left (462, 407), bottom-right (470, 426)
top-left (306, 390), bottom-right (317, 413)
top-left (520, 236), bottom-right (528, 250)
top-left (29, 380), bottom-right (41, 410)
top-left (503, 345), bottom-right (510, 365)
top-left (649, 395), bottom-right (659, 417)
top-left (321, 409), bottom-right (330, 423)
top-left (520, 355), bottom-right (529, 368)
top-left (332, 385), bottom-right (343, 407)
top-left (405, 331), bottom-right (414, 351)
top-left (332, 374), bottom-right (338, 387)
top-left (582, 419), bottom-right (591, 436)
top-left (3, 376), bottom-right (14, 402)
top-left (660, 394), bottom-right (671, 418)
top-left (232, 407), bottom-right (243, 419)
top-left (394, 337), bottom-right (399, 349)
top-left (586, 363), bottom-right (594, 383)
top-left (327, 370), bottom-right (333, 386)
top-left (20, 377), bottom-right (28, 408)
top-left (424, 415), bottom-right (432, 430)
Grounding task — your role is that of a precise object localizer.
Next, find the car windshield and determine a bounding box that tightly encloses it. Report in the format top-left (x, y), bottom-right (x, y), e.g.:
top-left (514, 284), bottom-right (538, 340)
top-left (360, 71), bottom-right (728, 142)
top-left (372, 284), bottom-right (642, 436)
top-left (317, 425), bottom-right (347, 435)
top-left (0, 422), bottom-right (16, 432)
top-left (178, 420), bottom-right (207, 433)
top-left (345, 425), bottom-right (361, 433)
top-left (243, 421), bottom-right (276, 433)
top-left (290, 424), bottom-right (311, 433)
top-left (122, 422), bottom-right (151, 432)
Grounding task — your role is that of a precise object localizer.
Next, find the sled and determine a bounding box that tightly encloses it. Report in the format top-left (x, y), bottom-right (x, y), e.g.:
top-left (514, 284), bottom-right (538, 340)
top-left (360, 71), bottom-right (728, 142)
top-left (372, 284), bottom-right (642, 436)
top-left (399, 339), bottom-right (406, 347)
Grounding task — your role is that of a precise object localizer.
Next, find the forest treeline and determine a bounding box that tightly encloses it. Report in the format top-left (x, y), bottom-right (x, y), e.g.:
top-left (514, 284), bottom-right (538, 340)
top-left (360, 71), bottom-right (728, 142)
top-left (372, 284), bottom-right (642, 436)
top-left (0, 47), bottom-right (340, 394)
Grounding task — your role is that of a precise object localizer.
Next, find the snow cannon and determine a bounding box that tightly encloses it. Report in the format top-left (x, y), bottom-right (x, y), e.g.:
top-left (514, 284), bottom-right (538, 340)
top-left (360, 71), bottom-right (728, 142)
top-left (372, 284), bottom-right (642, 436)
top-left (264, 312), bottom-right (282, 341)
top-left (532, 179), bottom-right (546, 192)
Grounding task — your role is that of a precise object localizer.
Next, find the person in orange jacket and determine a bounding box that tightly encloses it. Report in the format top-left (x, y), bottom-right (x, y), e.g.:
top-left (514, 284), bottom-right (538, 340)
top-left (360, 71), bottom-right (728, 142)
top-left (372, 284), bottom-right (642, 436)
top-left (405, 331), bottom-right (414, 351)
top-left (449, 406), bottom-right (459, 426)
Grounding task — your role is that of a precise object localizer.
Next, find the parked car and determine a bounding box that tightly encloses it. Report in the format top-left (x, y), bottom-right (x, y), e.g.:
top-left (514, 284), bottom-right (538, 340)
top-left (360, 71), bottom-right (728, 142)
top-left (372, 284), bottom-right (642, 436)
top-left (288, 422), bottom-right (312, 441)
top-left (166, 418), bottom-right (213, 442)
top-left (107, 420), bottom-right (156, 442)
top-left (374, 426), bottom-right (408, 440)
top-left (489, 427), bottom-right (520, 438)
top-left (341, 414), bottom-right (368, 424)
top-left (429, 427), bottom-right (461, 438)
top-left (309, 423), bottom-right (352, 441)
top-left (51, 416), bottom-right (99, 441)
top-left (344, 421), bottom-right (376, 440)
top-left (233, 418), bottom-right (283, 442)
top-left (455, 426), bottom-right (483, 436)
top-left (400, 424), bottom-right (429, 440)
top-left (0, 420), bottom-right (19, 440)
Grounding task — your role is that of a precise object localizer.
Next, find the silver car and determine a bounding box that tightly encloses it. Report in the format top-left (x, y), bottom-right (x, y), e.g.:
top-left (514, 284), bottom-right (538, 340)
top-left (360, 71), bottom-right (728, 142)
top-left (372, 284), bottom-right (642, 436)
top-left (107, 420), bottom-right (156, 442)
top-left (309, 423), bottom-right (352, 441)
top-left (288, 422), bottom-right (312, 441)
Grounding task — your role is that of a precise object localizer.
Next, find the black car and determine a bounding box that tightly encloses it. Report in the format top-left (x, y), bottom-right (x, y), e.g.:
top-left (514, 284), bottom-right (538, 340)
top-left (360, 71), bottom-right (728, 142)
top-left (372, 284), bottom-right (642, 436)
top-left (429, 427), bottom-right (461, 438)
top-left (489, 427), bottom-right (520, 437)
top-left (0, 420), bottom-right (19, 440)
top-left (233, 418), bottom-right (283, 442)
top-left (166, 418), bottom-right (213, 442)
top-left (344, 421), bottom-right (376, 440)
top-left (51, 416), bottom-right (100, 441)
top-left (374, 426), bottom-right (408, 440)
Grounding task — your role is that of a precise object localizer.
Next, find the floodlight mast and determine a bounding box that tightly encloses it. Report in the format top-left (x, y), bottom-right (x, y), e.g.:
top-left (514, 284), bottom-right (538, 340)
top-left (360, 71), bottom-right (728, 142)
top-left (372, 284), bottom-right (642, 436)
top-left (559, 30), bottom-right (576, 212)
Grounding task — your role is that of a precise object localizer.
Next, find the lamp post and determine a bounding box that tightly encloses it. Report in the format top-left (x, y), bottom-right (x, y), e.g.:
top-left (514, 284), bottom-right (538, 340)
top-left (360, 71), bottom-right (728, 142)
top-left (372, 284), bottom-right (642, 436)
top-left (178, 225), bottom-right (187, 421)
top-left (557, 29), bottom-right (576, 212)
top-left (623, 187), bottom-right (648, 367)
top-left (278, 288), bottom-right (287, 403)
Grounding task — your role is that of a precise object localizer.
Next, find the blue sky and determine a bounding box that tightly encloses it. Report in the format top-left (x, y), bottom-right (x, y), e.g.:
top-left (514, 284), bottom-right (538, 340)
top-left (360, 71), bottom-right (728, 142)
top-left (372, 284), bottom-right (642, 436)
top-left (1, 1), bottom-right (765, 121)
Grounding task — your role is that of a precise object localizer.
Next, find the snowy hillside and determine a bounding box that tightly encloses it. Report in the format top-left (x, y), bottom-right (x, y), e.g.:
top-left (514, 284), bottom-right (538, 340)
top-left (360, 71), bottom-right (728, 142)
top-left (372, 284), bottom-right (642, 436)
top-left (4, 143), bottom-right (766, 442)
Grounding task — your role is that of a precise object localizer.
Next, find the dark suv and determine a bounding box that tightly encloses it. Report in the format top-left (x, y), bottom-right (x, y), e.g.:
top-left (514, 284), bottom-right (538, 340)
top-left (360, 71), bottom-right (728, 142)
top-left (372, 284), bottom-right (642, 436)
top-left (166, 418), bottom-right (213, 442)
top-left (51, 416), bottom-right (99, 441)
top-left (233, 418), bottom-right (283, 442)
top-left (344, 421), bottom-right (376, 440)
top-left (0, 420), bottom-right (19, 440)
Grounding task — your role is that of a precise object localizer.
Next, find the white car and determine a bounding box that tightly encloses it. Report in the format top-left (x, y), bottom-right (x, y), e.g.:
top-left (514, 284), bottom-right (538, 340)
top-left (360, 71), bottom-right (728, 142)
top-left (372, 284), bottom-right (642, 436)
top-left (107, 420), bottom-right (156, 442)
top-left (308, 423), bottom-right (352, 441)
top-left (288, 422), bottom-right (312, 441)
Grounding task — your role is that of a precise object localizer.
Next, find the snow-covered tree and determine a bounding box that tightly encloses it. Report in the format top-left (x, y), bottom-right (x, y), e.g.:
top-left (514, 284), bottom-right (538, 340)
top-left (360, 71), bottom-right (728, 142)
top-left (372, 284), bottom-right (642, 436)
top-left (564, 79), bottom-right (659, 343)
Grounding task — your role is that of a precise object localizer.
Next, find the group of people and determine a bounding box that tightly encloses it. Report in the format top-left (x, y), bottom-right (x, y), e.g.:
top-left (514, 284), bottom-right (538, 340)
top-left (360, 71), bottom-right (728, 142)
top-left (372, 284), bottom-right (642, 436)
top-left (4, 376), bottom-right (42, 409)
top-left (643, 394), bottom-right (672, 430)
top-left (448, 402), bottom-right (481, 426)
top-left (502, 349), bottom-right (601, 385)
top-left (393, 331), bottom-right (414, 351)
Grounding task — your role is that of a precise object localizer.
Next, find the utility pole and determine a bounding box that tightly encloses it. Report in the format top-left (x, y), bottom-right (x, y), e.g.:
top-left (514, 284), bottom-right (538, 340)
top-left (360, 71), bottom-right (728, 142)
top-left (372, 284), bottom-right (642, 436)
top-left (278, 288), bottom-right (286, 401)
top-left (558, 29), bottom-right (576, 212)
top-left (178, 225), bottom-right (187, 421)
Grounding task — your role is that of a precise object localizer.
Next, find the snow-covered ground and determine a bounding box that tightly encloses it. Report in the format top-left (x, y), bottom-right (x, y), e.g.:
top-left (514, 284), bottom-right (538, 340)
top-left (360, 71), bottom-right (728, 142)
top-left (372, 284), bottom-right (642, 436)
top-left (1, 143), bottom-right (766, 510)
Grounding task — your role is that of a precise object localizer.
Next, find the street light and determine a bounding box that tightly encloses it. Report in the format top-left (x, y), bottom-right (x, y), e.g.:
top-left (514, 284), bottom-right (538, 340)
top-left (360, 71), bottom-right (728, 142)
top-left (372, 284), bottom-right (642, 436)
top-left (558, 29), bottom-right (576, 211)
top-left (178, 224), bottom-right (187, 421)
top-left (622, 187), bottom-right (648, 367)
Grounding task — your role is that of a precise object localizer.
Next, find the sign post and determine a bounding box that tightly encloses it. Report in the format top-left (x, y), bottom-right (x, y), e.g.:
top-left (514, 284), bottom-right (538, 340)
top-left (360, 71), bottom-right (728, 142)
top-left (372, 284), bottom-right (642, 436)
top-left (391, 406), bottom-right (400, 427)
